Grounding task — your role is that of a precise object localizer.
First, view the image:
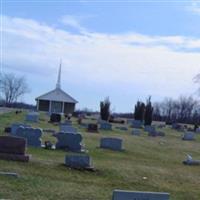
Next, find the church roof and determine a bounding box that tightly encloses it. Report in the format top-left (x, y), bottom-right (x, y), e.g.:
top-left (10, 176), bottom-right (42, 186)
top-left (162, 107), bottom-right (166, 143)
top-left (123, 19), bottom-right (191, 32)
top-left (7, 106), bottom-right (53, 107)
top-left (35, 88), bottom-right (78, 103)
top-left (35, 62), bottom-right (78, 104)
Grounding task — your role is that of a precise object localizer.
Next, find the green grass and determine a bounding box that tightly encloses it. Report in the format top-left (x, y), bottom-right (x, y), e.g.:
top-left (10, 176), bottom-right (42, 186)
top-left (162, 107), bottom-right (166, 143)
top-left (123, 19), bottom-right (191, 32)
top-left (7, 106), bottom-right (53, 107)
top-left (0, 111), bottom-right (200, 200)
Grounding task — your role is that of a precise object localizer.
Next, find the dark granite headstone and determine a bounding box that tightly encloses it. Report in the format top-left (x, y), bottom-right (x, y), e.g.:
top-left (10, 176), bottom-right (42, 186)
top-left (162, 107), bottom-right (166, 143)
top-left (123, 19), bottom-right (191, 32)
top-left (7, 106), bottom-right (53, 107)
top-left (100, 137), bottom-right (123, 151)
top-left (16, 127), bottom-right (42, 147)
top-left (0, 136), bottom-right (29, 162)
top-left (87, 123), bottom-right (98, 133)
top-left (50, 113), bottom-right (61, 123)
top-left (112, 190), bottom-right (170, 200)
top-left (54, 132), bottom-right (83, 152)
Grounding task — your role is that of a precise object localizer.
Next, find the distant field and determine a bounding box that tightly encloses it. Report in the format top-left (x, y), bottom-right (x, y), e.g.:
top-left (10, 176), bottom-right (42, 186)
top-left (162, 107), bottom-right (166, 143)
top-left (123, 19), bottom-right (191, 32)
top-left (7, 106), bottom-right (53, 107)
top-left (0, 111), bottom-right (200, 200)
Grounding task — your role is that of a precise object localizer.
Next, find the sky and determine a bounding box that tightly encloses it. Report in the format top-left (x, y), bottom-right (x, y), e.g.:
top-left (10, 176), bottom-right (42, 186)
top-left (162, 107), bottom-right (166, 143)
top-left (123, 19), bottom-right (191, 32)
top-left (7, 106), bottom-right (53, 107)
top-left (1, 0), bottom-right (200, 112)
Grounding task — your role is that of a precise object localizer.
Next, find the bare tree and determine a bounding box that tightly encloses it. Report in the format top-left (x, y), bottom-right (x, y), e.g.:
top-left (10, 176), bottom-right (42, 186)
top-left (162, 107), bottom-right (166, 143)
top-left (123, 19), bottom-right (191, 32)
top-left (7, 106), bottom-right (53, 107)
top-left (0, 73), bottom-right (29, 104)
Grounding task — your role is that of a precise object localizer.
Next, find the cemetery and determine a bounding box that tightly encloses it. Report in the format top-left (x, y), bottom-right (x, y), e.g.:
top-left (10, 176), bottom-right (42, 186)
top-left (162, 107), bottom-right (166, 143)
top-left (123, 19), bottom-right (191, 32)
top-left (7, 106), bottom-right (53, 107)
top-left (0, 110), bottom-right (200, 200)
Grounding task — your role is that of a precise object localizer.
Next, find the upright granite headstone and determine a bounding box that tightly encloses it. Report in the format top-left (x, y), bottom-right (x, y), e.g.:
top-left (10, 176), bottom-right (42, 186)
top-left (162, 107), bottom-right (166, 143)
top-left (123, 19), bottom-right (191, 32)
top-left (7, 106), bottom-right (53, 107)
top-left (64, 120), bottom-right (72, 125)
top-left (100, 121), bottom-right (112, 130)
top-left (116, 126), bottom-right (128, 131)
top-left (100, 137), bottom-right (123, 151)
top-left (0, 136), bottom-right (30, 162)
top-left (50, 113), bottom-right (61, 123)
top-left (11, 123), bottom-right (31, 136)
top-left (131, 120), bottom-right (143, 129)
top-left (60, 123), bottom-right (77, 133)
top-left (182, 132), bottom-right (195, 141)
top-left (26, 112), bottom-right (39, 122)
top-left (131, 129), bottom-right (141, 136)
top-left (65, 154), bottom-right (93, 169)
top-left (87, 123), bottom-right (98, 133)
top-left (54, 132), bottom-right (83, 152)
top-left (112, 190), bottom-right (170, 200)
top-left (16, 127), bottom-right (42, 147)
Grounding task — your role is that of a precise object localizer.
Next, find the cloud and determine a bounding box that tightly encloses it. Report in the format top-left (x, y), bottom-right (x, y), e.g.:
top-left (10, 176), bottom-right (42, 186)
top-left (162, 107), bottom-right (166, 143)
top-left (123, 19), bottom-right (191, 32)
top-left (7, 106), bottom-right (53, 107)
top-left (188, 0), bottom-right (200, 15)
top-left (2, 15), bottom-right (200, 110)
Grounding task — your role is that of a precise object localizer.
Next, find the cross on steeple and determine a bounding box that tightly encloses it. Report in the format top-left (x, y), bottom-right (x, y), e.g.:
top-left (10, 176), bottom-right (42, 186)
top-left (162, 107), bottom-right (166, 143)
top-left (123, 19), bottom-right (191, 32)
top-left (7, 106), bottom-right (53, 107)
top-left (56, 60), bottom-right (62, 89)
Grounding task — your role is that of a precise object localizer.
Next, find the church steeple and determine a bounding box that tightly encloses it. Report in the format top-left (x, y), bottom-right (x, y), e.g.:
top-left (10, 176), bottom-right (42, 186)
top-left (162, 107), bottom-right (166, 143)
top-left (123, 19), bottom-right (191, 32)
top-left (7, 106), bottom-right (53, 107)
top-left (56, 60), bottom-right (62, 89)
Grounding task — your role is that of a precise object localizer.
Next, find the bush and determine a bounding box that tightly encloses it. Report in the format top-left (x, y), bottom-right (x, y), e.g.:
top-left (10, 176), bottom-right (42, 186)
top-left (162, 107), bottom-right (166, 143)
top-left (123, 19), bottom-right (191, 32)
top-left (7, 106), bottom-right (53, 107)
top-left (134, 101), bottom-right (145, 121)
top-left (144, 96), bottom-right (153, 125)
top-left (100, 97), bottom-right (110, 121)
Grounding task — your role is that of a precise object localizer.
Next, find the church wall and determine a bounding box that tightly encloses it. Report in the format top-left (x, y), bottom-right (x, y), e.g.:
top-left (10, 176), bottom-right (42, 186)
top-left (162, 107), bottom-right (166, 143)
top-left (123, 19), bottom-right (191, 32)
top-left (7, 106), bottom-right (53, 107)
top-left (38, 100), bottom-right (50, 111)
top-left (64, 103), bottom-right (75, 114)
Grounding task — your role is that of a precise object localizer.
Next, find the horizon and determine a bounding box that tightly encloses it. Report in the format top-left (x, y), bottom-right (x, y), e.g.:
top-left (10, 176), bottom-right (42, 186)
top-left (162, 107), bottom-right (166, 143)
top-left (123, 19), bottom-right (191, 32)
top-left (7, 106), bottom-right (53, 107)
top-left (1, 0), bottom-right (200, 112)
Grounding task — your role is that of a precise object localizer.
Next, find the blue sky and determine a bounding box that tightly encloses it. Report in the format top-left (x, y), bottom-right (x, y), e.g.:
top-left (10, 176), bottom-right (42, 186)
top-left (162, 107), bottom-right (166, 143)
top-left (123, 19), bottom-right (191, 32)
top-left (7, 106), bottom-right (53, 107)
top-left (1, 0), bottom-right (200, 112)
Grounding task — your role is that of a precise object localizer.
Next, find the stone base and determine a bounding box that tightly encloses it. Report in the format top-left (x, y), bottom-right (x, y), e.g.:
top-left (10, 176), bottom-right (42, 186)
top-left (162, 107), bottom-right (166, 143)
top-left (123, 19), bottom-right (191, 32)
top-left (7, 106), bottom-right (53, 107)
top-left (0, 153), bottom-right (30, 162)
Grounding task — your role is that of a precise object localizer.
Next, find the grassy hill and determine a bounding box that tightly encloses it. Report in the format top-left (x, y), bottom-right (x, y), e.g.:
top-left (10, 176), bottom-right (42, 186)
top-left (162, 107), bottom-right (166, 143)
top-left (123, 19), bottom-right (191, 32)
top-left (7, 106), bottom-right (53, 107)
top-left (0, 111), bottom-right (200, 200)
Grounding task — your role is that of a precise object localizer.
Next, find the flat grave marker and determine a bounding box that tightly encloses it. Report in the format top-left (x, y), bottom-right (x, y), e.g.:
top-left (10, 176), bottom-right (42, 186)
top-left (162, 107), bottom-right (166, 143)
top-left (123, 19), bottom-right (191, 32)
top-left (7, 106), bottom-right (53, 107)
top-left (112, 190), bottom-right (170, 200)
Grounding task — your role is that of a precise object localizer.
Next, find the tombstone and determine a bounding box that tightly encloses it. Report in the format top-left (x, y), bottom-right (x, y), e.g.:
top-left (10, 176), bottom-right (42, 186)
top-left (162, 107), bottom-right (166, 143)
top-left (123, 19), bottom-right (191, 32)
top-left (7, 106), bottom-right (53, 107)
top-left (60, 123), bottom-right (77, 133)
top-left (54, 132), bottom-right (83, 152)
top-left (131, 129), bottom-right (141, 136)
top-left (127, 119), bottom-right (134, 125)
top-left (100, 137), bottom-right (123, 151)
top-left (50, 113), bottom-right (61, 123)
top-left (116, 127), bottom-right (128, 131)
top-left (4, 127), bottom-right (11, 133)
top-left (183, 155), bottom-right (200, 166)
top-left (144, 125), bottom-right (155, 133)
top-left (182, 132), bottom-right (195, 141)
top-left (11, 123), bottom-right (31, 136)
top-left (25, 112), bottom-right (39, 122)
top-left (196, 128), bottom-right (200, 134)
top-left (131, 120), bottom-right (143, 129)
top-left (112, 190), bottom-right (170, 200)
top-left (100, 121), bottom-right (112, 130)
top-left (16, 127), bottom-right (42, 147)
top-left (65, 154), bottom-right (93, 169)
top-left (64, 120), bottom-right (72, 126)
top-left (87, 123), bottom-right (98, 133)
top-left (0, 136), bottom-right (30, 162)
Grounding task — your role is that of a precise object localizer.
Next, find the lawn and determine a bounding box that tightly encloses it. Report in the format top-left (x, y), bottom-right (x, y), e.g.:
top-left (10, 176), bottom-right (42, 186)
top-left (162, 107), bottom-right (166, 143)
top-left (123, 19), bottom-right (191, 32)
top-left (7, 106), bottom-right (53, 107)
top-left (0, 111), bottom-right (200, 200)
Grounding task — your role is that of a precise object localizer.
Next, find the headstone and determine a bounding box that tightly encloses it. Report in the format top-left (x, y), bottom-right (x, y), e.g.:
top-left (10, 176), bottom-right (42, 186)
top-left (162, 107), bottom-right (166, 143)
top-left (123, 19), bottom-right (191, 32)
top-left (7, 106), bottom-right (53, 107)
top-left (196, 128), bottom-right (200, 134)
top-left (16, 127), bottom-right (42, 147)
top-left (131, 129), bottom-right (141, 136)
top-left (11, 123), bottom-right (31, 136)
top-left (64, 120), bottom-right (72, 125)
top-left (0, 136), bottom-right (29, 162)
top-left (54, 132), bottom-right (83, 152)
top-left (100, 137), bottom-right (123, 151)
top-left (65, 154), bottom-right (93, 169)
top-left (87, 123), bottom-right (98, 133)
top-left (182, 132), bottom-right (195, 141)
top-left (100, 121), bottom-right (112, 130)
top-left (50, 113), bottom-right (61, 123)
top-left (25, 112), bottom-right (39, 122)
top-left (183, 154), bottom-right (200, 166)
top-left (112, 190), bottom-right (170, 200)
top-left (131, 120), bottom-right (143, 129)
top-left (116, 127), bottom-right (128, 131)
top-left (60, 123), bottom-right (77, 133)
top-left (4, 127), bottom-right (11, 133)
top-left (144, 125), bottom-right (155, 133)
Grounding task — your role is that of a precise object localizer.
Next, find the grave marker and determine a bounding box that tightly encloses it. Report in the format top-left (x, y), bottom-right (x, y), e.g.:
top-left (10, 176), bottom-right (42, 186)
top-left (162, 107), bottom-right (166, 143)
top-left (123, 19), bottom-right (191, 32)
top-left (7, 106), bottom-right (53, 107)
top-left (0, 136), bottom-right (30, 162)
top-left (112, 190), bottom-right (170, 200)
top-left (100, 137), bottom-right (123, 151)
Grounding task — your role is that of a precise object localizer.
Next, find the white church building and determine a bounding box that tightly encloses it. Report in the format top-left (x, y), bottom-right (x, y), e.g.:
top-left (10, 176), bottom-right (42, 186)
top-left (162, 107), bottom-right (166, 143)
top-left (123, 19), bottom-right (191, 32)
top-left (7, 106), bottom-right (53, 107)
top-left (35, 64), bottom-right (78, 114)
